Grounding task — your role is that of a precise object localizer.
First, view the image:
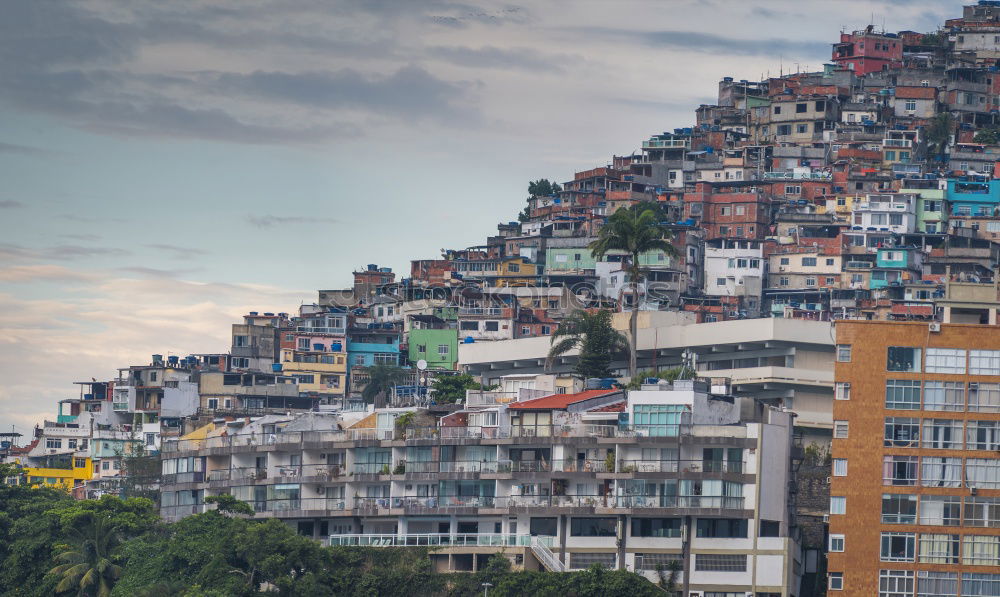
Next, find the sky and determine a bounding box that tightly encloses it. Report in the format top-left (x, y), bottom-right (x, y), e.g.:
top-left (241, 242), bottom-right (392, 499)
top-left (0, 0), bottom-right (962, 435)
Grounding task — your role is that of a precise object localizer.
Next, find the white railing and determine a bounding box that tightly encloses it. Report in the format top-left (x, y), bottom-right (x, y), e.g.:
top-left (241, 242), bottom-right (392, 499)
top-left (329, 533), bottom-right (549, 548)
top-left (531, 537), bottom-right (565, 572)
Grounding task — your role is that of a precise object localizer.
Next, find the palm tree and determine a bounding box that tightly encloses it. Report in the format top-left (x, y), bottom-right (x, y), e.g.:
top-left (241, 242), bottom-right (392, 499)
top-left (49, 517), bottom-right (122, 597)
top-left (547, 310), bottom-right (628, 379)
top-left (361, 364), bottom-right (406, 408)
top-left (925, 112), bottom-right (955, 164)
top-left (589, 202), bottom-right (678, 377)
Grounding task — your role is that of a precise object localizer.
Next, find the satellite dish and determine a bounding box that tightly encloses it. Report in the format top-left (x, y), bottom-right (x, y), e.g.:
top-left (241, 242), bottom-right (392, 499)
top-left (416, 359), bottom-right (428, 371)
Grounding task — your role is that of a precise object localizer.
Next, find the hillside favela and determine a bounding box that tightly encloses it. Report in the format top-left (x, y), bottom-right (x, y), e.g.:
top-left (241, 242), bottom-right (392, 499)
top-left (14, 2), bottom-right (1000, 596)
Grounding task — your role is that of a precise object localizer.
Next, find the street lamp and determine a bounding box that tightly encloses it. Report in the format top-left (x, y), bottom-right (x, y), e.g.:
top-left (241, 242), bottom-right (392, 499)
top-left (481, 582), bottom-right (493, 597)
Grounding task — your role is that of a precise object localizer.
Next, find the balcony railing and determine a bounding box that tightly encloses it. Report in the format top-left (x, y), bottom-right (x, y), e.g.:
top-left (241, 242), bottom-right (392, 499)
top-left (616, 495), bottom-right (745, 509)
top-left (642, 139), bottom-right (690, 149)
top-left (883, 138), bottom-right (913, 148)
top-left (354, 495), bottom-right (496, 510)
top-left (439, 460), bottom-right (499, 473)
top-left (329, 533), bottom-right (552, 548)
top-left (615, 459), bottom-right (745, 473)
top-left (497, 460), bottom-right (551, 473)
top-left (458, 307), bottom-right (504, 316)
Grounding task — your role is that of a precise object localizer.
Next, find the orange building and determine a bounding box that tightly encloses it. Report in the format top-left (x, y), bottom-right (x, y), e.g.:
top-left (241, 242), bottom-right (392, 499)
top-left (829, 321), bottom-right (1000, 596)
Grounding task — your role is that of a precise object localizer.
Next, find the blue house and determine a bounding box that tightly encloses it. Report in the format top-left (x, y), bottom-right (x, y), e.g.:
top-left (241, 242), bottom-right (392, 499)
top-left (347, 323), bottom-right (401, 368)
top-left (946, 178), bottom-right (1000, 217)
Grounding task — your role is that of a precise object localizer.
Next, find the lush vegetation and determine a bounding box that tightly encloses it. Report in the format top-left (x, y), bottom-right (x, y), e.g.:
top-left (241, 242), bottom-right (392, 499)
top-left (518, 178), bottom-right (563, 222)
top-left (360, 364), bottom-right (407, 407)
top-left (547, 309), bottom-right (629, 379)
top-left (0, 467), bottom-right (661, 596)
top-left (430, 373), bottom-right (497, 403)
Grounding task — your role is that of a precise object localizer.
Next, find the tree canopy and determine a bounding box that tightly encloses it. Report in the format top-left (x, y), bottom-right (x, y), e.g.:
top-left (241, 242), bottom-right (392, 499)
top-left (0, 487), bottom-right (662, 596)
top-left (430, 373), bottom-right (495, 403)
top-left (548, 309), bottom-right (629, 379)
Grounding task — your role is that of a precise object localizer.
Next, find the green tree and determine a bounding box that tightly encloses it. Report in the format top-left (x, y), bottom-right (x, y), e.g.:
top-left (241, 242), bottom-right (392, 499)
top-left (547, 310), bottom-right (628, 379)
top-left (49, 516), bottom-right (123, 597)
top-left (518, 178), bottom-right (563, 222)
top-left (589, 202), bottom-right (678, 377)
top-left (623, 365), bottom-right (695, 390)
top-left (361, 364), bottom-right (407, 408)
top-left (204, 495), bottom-right (254, 517)
top-left (925, 112), bottom-right (956, 163)
top-left (430, 373), bottom-right (495, 403)
top-left (974, 127), bottom-right (1000, 145)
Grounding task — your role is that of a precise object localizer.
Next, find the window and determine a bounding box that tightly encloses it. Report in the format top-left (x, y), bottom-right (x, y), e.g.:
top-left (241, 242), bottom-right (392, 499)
top-left (826, 258), bottom-right (835, 266)
top-left (815, 100), bottom-right (826, 111)
top-left (796, 123), bottom-right (808, 134)
top-left (882, 494), bottom-right (917, 524)
top-left (829, 534), bottom-right (845, 552)
top-left (837, 345), bottom-right (852, 362)
top-left (965, 459), bottom-right (1000, 489)
top-left (963, 573), bottom-right (1000, 596)
top-left (222, 374), bottom-right (241, 386)
top-left (297, 337), bottom-right (310, 350)
top-left (924, 381), bottom-right (964, 411)
top-left (716, 277), bottom-right (727, 286)
top-left (484, 321), bottom-right (499, 332)
top-left (777, 124), bottom-right (791, 136)
top-left (735, 205), bottom-right (745, 215)
top-left (45, 438), bottom-right (62, 449)
top-left (779, 257), bottom-right (790, 265)
top-left (460, 321), bottom-right (478, 331)
top-left (970, 383), bottom-right (1000, 412)
top-left (904, 100), bottom-right (916, 111)
top-left (971, 350), bottom-right (1000, 375)
top-left (231, 357), bottom-right (249, 369)
top-left (74, 458), bottom-right (86, 468)
top-left (835, 382), bottom-right (851, 400)
top-left (773, 105), bottom-right (782, 115)
top-left (834, 420), bottom-right (849, 439)
top-left (883, 455), bottom-right (918, 485)
top-left (880, 532), bottom-right (915, 562)
top-left (830, 496), bottom-right (846, 515)
top-left (926, 348), bottom-right (966, 374)
top-left (779, 276), bottom-right (789, 287)
top-left (630, 518), bottom-right (681, 537)
top-left (634, 553), bottom-right (682, 572)
top-left (919, 534), bottom-right (960, 564)
top-left (916, 571), bottom-right (957, 597)
top-left (694, 554), bottom-right (746, 571)
top-left (569, 553), bottom-right (615, 570)
top-left (695, 518), bottom-right (747, 538)
top-left (529, 517), bottom-right (557, 536)
top-left (805, 276), bottom-right (817, 287)
top-left (924, 200), bottom-right (941, 212)
top-left (233, 335), bottom-right (249, 347)
top-left (965, 497), bottom-right (1000, 528)
top-left (833, 459), bottom-right (848, 476)
top-left (416, 344), bottom-right (427, 354)
top-left (887, 347), bottom-right (921, 372)
top-left (720, 206), bottom-right (732, 216)
top-left (886, 380), bottom-right (921, 410)
top-left (920, 495), bottom-right (961, 526)
top-left (796, 103), bottom-right (807, 113)
top-left (372, 353), bottom-right (397, 365)
top-left (570, 517), bottom-right (616, 536)
top-left (802, 257), bottom-right (817, 266)
top-left (437, 344), bottom-right (449, 356)
top-left (921, 419), bottom-right (963, 449)
top-left (829, 572), bottom-right (844, 591)
top-left (964, 535), bottom-right (1000, 566)
top-left (921, 457), bottom-right (962, 487)
top-left (968, 420), bottom-right (1000, 450)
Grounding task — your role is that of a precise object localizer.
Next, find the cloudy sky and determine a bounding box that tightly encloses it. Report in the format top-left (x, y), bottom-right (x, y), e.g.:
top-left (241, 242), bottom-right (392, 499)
top-left (0, 0), bottom-right (960, 435)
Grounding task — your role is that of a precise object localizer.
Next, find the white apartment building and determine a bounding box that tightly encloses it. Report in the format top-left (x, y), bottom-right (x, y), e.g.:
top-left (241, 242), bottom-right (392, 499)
top-left (704, 239), bottom-right (766, 297)
top-left (845, 193), bottom-right (918, 251)
top-left (159, 381), bottom-right (801, 596)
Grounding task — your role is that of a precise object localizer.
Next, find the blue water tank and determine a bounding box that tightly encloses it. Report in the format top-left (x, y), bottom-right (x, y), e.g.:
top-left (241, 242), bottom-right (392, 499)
top-left (167, 355), bottom-right (179, 365)
top-left (272, 363), bottom-right (283, 373)
top-left (464, 336), bottom-right (475, 344)
top-left (332, 342), bottom-right (343, 352)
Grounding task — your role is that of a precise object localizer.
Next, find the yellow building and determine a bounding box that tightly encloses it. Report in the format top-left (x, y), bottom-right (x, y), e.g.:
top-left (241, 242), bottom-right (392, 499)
top-left (280, 348), bottom-right (347, 397)
top-left (820, 194), bottom-right (860, 220)
top-left (22, 454), bottom-right (92, 489)
top-left (490, 257), bottom-right (538, 287)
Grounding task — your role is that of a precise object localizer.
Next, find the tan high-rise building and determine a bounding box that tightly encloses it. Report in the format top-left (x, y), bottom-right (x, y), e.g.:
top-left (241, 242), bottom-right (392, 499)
top-left (829, 321), bottom-right (1000, 596)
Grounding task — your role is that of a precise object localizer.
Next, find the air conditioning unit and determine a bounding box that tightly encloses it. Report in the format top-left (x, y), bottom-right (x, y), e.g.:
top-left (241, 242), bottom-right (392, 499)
top-left (971, 487), bottom-right (978, 496)
top-left (317, 486), bottom-right (326, 495)
top-left (826, 477), bottom-right (832, 484)
top-left (823, 514), bottom-right (830, 523)
top-left (929, 322), bottom-right (941, 333)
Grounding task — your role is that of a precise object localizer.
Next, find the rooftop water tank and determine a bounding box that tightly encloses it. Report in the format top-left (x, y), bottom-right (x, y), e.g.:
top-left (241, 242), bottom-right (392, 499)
top-left (272, 363), bottom-right (283, 373)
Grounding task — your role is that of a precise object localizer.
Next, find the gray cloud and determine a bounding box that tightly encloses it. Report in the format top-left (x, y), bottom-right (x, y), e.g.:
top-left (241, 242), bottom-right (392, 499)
top-left (0, 2), bottom-right (482, 145)
top-left (59, 233), bottom-right (101, 241)
top-left (0, 142), bottom-right (49, 156)
top-left (145, 244), bottom-right (210, 257)
top-left (576, 27), bottom-right (831, 60)
top-left (246, 215), bottom-right (339, 228)
top-left (0, 242), bottom-right (131, 261)
top-left (0, 200), bottom-right (24, 209)
top-left (117, 266), bottom-right (205, 278)
top-left (426, 46), bottom-right (577, 73)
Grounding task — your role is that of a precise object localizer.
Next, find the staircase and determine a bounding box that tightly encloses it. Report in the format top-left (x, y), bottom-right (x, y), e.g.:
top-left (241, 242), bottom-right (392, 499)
top-left (530, 537), bottom-right (565, 572)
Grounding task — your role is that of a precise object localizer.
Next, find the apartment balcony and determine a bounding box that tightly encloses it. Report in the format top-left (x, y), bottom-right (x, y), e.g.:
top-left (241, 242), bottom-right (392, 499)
top-left (295, 326), bottom-right (346, 335)
top-left (609, 459), bottom-right (745, 476)
top-left (642, 138), bottom-right (690, 150)
top-left (761, 171), bottom-right (832, 181)
top-left (457, 307), bottom-right (506, 316)
top-left (329, 533), bottom-right (550, 548)
top-left (882, 138), bottom-right (913, 148)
